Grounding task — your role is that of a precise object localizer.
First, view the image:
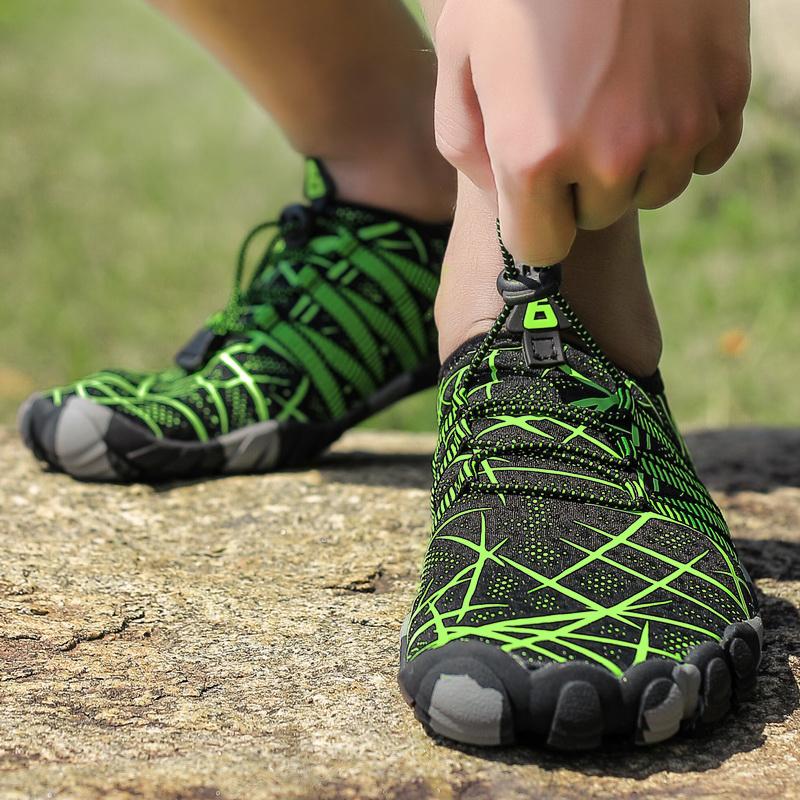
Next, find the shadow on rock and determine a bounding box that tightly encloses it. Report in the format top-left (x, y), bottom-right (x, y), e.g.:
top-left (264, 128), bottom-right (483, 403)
top-left (687, 427), bottom-right (800, 492)
top-left (141, 426), bottom-right (799, 496)
top-left (316, 449), bottom-right (433, 491)
top-left (147, 445), bottom-right (434, 494)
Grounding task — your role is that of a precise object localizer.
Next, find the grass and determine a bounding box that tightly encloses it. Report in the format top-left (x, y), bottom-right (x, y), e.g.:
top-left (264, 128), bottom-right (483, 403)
top-left (1, 0), bottom-right (799, 432)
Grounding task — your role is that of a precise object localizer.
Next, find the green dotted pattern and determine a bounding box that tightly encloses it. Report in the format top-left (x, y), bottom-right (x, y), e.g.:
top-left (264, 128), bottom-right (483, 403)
top-left (406, 295), bottom-right (757, 676)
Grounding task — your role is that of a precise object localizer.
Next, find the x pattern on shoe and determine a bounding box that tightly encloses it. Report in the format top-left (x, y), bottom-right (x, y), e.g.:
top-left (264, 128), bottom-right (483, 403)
top-left (405, 297), bottom-right (758, 678)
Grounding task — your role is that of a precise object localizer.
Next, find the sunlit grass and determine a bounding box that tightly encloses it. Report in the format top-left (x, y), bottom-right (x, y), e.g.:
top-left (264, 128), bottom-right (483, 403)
top-left (1, 0), bottom-right (798, 432)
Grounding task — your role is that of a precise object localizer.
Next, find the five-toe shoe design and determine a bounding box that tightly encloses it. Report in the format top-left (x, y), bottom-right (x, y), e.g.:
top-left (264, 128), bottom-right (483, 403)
top-left (19, 159), bottom-right (450, 480)
top-left (399, 260), bottom-right (762, 750)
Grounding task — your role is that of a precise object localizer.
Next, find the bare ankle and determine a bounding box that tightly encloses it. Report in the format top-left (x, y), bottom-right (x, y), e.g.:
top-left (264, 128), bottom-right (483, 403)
top-left (434, 177), bottom-right (504, 359)
top-left (324, 138), bottom-right (456, 222)
top-left (435, 184), bottom-right (663, 375)
top-left (561, 211), bottom-right (662, 376)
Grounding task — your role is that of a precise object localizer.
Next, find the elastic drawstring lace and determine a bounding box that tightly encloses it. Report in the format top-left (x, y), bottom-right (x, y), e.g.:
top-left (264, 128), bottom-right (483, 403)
top-left (206, 205), bottom-right (327, 337)
top-left (207, 220), bottom-right (279, 335)
top-left (440, 224), bottom-right (655, 508)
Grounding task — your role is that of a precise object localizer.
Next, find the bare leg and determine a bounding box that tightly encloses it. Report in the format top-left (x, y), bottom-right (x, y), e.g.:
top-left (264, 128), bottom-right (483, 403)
top-left (149, 0), bottom-right (455, 221)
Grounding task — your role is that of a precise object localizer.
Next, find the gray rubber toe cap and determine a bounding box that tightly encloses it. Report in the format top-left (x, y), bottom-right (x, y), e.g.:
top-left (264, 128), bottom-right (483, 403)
top-left (19, 393), bottom-right (120, 480)
top-left (52, 397), bottom-right (118, 480)
top-left (17, 392), bottom-right (42, 450)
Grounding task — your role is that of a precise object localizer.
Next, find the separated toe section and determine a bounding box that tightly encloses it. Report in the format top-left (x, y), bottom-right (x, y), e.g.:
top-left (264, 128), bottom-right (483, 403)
top-left (399, 614), bottom-right (763, 750)
top-left (18, 393), bottom-right (63, 468)
top-left (18, 393), bottom-right (242, 481)
top-left (399, 641), bottom-right (527, 746)
top-left (51, 397), bottom-right (119, 480)
top-left (18, 395), bottom-right (131, 480)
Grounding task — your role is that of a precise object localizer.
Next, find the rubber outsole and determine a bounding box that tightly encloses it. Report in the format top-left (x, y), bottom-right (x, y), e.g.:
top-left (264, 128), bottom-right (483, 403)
top-left (18, 360), bottom-right (438, 482)
top-left (398, 615), bottom-right (763, 750)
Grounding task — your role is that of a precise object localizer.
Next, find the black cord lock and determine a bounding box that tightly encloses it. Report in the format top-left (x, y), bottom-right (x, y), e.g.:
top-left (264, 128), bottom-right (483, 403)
top-left (499, 263), bottom-right (569, 368)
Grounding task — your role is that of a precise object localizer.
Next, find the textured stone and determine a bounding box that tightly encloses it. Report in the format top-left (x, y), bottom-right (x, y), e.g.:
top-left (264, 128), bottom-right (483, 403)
top-left (0, 426), bottom-right (798, 800)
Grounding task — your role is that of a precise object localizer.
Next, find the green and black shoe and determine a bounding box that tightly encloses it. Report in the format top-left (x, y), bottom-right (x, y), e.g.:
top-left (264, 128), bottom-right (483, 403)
top-left (399, 257), bottom-right (762, 749)
top-left (19, 159), bottom-right (450, 481)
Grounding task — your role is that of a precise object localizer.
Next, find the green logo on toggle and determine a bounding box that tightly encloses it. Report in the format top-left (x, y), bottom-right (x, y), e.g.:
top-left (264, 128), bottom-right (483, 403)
top-left (523, 299), bottom-right (558, 330)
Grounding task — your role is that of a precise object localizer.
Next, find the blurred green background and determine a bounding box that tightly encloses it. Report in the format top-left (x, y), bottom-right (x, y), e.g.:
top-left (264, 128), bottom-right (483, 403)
top-left (1, 0), bottom-right (798, 432)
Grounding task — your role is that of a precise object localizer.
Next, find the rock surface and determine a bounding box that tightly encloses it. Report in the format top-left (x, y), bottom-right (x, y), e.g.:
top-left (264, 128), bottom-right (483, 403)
top-left (0, 426), bottom-right (798, 800)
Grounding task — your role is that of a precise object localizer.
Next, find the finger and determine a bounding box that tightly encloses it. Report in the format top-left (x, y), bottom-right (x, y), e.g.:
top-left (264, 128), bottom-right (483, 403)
top-left (573, 173), bottom-right (639, 231)
top-left (634, 154), bottom-right (695, 210)
top-left (694, 116), bottom-right (744, 175)
top-left (433, 49), bottom-right (495, 191)
top-left (495, 172), bottom-right (576, 266)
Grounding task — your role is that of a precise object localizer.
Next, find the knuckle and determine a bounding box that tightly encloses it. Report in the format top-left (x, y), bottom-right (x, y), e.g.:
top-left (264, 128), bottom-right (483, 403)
top-left (578, 208), bottom-right (623, 231)
top-left (534, 233), bottom-right (576, 266)
top-left (636, 193), bottom-right (668, 211)
top-left (719, 84), bottom-right (750, 117)
top-left (536, 244), bottom-right (573, 266)
top-left (637, 173), bottom-right (692, 210)
top-left (434, 127), bottom-right (472, 167)
top-left (586, 124), bottom-right (666, 184)
top-left (635, 189), bottom-right (667, 210)
top-left (515, 158), bottom-right (554, 186)
top-left (490, 135), bottom-right (570, 185)
top-left (517, 250), bottom-right (569, 268)
top-left (672, 111), bottom-right (720, 151)
top-left (695, 145), bottom-right (733, 176)
top-left (591, 144), bottom-right (647, 185)
top-left (644, 121), bottom-right (670, 151)
top-left (503, 229), bottom-right (573, 267)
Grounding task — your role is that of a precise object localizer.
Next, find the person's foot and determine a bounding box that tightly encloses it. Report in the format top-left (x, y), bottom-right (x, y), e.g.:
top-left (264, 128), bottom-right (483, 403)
top-left (399, 259), bottom-right (762, 749)
top-left (19, 159), bottom-right (450, 481)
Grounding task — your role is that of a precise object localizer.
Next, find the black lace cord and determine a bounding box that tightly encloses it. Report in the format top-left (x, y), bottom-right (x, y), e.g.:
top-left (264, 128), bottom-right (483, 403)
top-left (209, 205), bottom-right (356, 337)
top-left (435, 221), bottom-right (651, 507)
top-left (439, 224), bottom-right (706, 512)
top-left (207, 217), bottom-right (285, 335)
top-left (498, 218), bottom-right (516, 278)
top-left (457, 219), bottom-right (564, 397)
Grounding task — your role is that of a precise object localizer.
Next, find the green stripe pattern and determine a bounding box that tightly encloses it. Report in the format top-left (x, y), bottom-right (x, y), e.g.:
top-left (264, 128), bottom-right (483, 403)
top-left (44, 202), bottom-right (448, 443)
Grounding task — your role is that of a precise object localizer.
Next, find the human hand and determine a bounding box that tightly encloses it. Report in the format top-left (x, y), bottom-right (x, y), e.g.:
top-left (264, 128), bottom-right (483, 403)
top-left (432, 0), bottom-right (751, 264)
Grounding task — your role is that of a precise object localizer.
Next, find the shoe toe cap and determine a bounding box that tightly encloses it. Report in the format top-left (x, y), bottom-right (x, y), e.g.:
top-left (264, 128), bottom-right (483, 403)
top-left (19, 394), bottom-right (119, 481)
top-left (18, 392), bottom-right (61, 465)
